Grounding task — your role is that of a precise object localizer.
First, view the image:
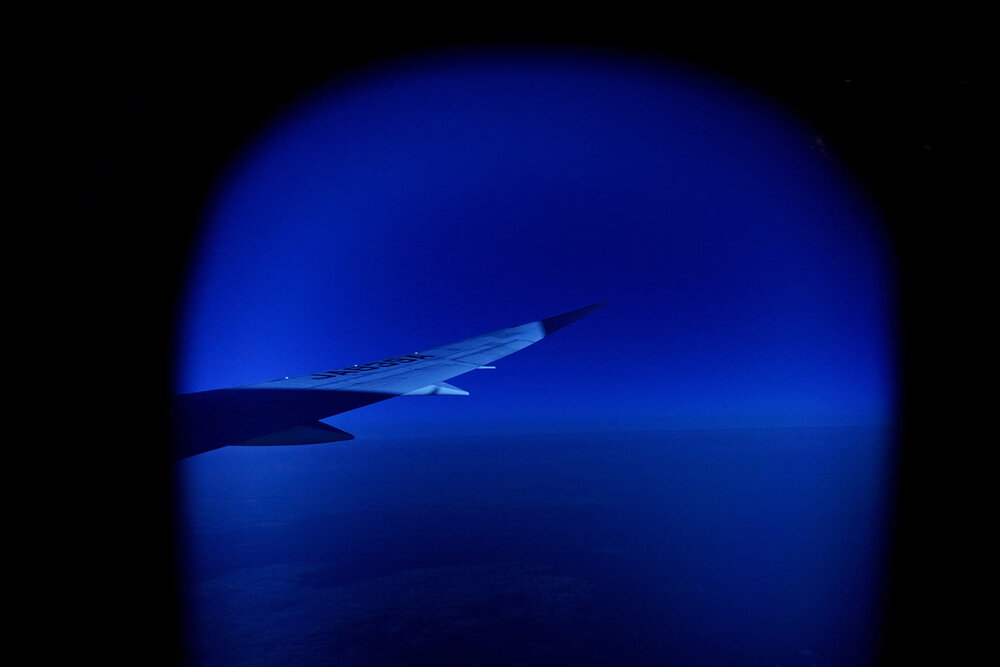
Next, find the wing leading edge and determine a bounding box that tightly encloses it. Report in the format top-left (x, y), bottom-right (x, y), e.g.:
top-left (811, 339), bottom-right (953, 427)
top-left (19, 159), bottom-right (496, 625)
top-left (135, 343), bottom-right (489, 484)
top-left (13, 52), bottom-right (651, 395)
top-left (172, 302), bottom-right (606, 458)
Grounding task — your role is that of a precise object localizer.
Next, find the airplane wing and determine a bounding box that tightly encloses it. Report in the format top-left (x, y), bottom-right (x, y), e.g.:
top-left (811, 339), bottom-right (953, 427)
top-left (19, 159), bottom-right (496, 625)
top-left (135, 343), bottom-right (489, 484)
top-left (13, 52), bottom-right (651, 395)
top-left (172, 303), bottom-right (606, 458)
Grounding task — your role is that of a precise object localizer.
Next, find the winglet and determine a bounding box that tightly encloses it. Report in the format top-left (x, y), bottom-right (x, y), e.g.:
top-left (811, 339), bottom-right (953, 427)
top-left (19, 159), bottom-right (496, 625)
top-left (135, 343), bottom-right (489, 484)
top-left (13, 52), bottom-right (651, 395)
top-left (540, 302), bottom-right (609, 336)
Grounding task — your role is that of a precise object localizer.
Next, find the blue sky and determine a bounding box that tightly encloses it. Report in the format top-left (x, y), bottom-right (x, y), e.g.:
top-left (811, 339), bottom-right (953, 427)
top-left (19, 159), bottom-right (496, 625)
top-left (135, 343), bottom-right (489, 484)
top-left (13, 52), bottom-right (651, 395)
top-left (175, 48), bottom-right (896, 437)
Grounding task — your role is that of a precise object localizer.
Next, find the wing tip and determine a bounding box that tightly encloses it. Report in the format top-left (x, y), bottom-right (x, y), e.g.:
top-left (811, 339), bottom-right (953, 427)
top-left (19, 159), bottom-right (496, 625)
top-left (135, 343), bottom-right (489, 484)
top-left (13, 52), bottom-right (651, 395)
top-left (540, 301), bottom-right (608, 336)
